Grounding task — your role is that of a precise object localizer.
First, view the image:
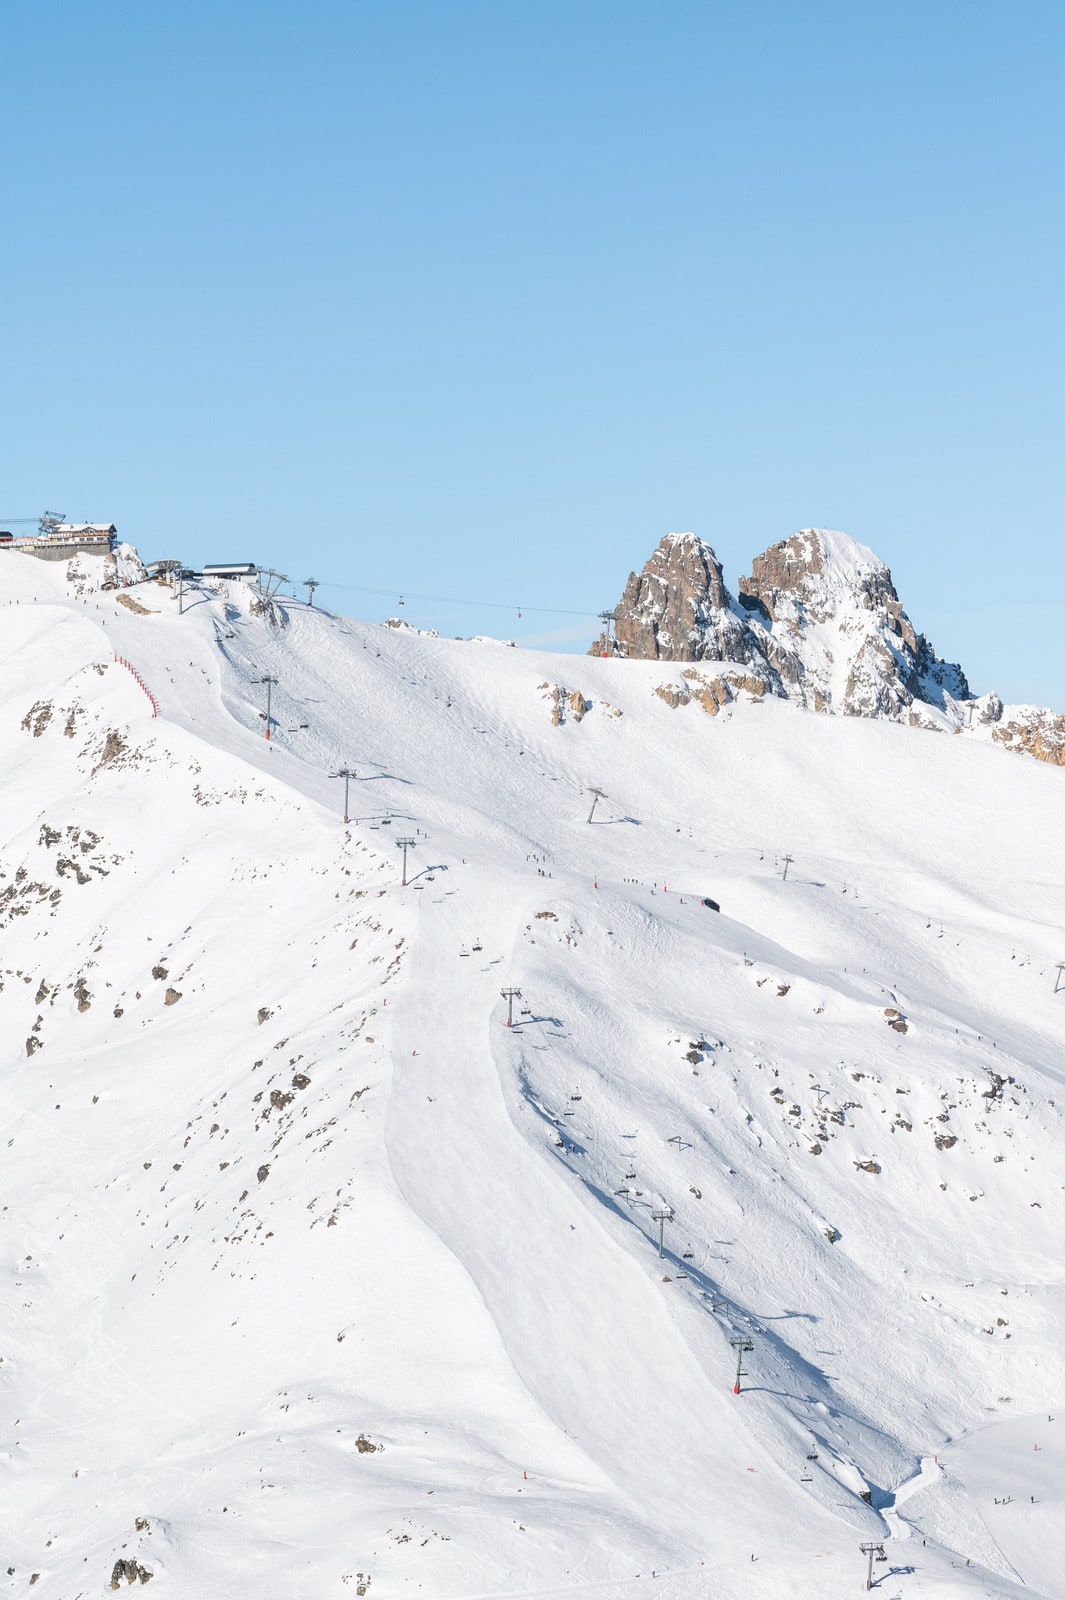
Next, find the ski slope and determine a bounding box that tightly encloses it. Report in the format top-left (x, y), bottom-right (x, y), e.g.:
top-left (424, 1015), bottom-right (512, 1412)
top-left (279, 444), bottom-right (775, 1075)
top-left (2, 553), bottom-right (1063, 1600)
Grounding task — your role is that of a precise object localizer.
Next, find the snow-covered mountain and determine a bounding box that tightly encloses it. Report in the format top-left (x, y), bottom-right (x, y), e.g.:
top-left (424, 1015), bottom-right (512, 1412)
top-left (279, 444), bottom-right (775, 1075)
top-left (2, 546), bottom-right (1064, 1600)
top-left (591, 529), bottom-right (1065, 758)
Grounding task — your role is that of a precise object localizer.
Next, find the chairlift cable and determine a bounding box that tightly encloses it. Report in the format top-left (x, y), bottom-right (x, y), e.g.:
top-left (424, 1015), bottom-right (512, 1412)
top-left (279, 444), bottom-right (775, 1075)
top-left (313, 577), bottom-right (600, 619)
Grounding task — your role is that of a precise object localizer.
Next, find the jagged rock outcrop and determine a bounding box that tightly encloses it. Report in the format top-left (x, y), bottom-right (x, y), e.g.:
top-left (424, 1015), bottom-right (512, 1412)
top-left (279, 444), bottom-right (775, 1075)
top-left (594, 527), bottom-right (984, 731)
top-left (736, 528), bottom-right (969, 720)
top-left (990, 709), bottom-right (1065, 765)
top-left (590, 533), bottom-right (774, 679)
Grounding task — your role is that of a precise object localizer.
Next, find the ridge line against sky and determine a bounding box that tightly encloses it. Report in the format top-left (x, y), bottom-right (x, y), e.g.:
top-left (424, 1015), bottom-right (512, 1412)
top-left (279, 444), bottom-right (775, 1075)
top-left (1, 0), bottom-right (1062, 704)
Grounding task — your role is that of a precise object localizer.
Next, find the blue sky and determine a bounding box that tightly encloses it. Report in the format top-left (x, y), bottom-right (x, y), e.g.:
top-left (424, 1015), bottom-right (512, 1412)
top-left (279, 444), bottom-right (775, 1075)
top-left (2, 1), bottom-right (1063, 702)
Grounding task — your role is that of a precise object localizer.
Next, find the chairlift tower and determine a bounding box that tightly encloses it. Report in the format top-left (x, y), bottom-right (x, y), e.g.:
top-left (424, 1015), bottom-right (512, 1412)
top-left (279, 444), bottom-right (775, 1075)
top-left (597, 609), bottom-right (618, 654)
top-left (586, 786), bottom-right (607, 824)
top-left (859, 1542), bottom-right (887, 1590)
top-left (651, 1206), bottom-right (673, 1258)
top-left (333, 768), bottom-right (357, 824)
top-left (258, 568), bottom-right (289, 600)
top-left (259, 674), bottom-right (278, 740)
top-left (730, 1336), bottom-right (754, 1394)
top-left (304, 578), bottom-right (319, 606)
top-left (500, 987), bottom-right (522, 1027)
top-left (395, 837), bottom-right (417, 886)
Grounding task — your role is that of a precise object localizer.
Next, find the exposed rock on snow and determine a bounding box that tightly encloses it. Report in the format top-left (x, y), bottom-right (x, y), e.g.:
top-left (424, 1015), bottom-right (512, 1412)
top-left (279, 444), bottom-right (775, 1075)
top-left (991, 706), bottom-right (1065, 765)
top-left (596, 527), bottom-right (973, 725)
top-left (109, 1557), bottom-right (152, 1587)
top-left (539, 683), bottom-right (590, 725)
top-left (653, 665), bottom-right (770, 716)
top-left (115, 591), bottom-right (154, 616)
top-left (596, 527), bottom-right (1065, 761)
top-left (383, 617), bottom-right (439, 637)
top-left (590, 532), bottom-right (768, 676)
top-left (738, 527), bottom-right (970, 720)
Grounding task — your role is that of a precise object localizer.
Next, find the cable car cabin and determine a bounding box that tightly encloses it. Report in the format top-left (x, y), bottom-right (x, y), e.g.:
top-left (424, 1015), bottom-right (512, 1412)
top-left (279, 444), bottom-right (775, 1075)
top-left (199, 563), bottom-right (258, 581)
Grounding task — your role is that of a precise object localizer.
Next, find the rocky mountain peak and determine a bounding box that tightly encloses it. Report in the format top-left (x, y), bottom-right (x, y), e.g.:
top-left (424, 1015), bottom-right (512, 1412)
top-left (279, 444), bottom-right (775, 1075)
top-left (593, 526), bottom-right (975, 729)
top-left (589, 531), bottom-right (760, 670)
top-left (739, 528), bottom-right (898, 627)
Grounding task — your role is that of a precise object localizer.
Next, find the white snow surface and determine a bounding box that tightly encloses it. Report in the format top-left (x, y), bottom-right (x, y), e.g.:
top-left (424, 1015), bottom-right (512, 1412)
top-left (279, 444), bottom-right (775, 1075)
top-left (786, 526), bottom-right (887, 586)
top-left (1, 552), bottom-right (1063, 1600)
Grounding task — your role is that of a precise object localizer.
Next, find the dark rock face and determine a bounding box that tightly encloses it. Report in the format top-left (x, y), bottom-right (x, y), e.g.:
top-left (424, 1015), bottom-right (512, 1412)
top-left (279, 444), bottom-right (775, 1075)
top-left (594, 527), bottom-right (973, 726)
top-left (590, 533), bottom-right (773, 677)
top-left (110, 1559), bottom-right (152, 1587)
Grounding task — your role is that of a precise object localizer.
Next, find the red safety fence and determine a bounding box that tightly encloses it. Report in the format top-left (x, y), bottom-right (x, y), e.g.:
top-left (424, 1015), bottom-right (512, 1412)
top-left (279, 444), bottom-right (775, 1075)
top-left (114, 654), bottom-right (157, 717)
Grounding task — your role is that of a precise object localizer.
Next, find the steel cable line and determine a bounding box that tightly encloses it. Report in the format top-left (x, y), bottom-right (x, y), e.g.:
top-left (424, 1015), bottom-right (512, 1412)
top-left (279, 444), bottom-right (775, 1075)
top-left (312, 578), bottom-right (601, 618)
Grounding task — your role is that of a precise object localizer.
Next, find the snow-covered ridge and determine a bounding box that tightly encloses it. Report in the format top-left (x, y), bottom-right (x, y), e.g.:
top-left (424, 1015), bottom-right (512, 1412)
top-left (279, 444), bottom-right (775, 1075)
top-left (2, 546), bottom-right (1064, 1600)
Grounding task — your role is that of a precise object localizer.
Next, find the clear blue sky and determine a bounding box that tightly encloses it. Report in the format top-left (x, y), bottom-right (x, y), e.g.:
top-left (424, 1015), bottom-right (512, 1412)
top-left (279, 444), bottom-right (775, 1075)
top-left (2, 1), bottom-right (1063, 702)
